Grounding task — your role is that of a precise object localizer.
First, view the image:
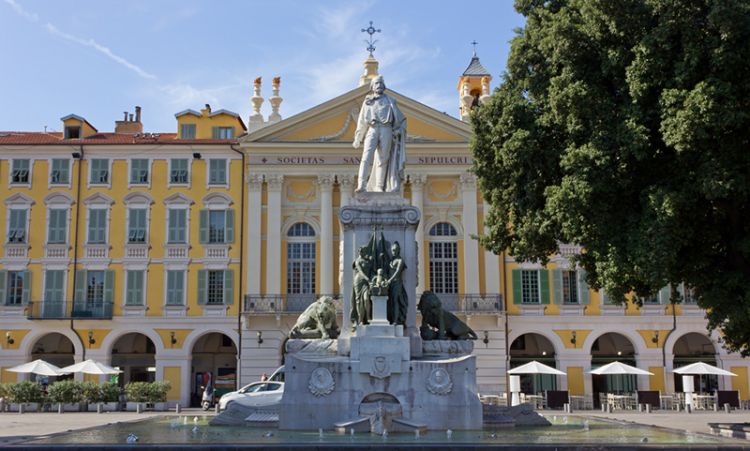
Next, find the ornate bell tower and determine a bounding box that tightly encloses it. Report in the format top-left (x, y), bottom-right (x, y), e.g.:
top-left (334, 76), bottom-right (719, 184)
top-left (458, 42), bottom-right (492, 121)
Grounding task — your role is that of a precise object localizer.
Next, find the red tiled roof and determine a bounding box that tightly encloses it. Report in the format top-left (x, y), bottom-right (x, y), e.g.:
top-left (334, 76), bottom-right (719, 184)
top-left (0, 132), bottom-right (240, 145)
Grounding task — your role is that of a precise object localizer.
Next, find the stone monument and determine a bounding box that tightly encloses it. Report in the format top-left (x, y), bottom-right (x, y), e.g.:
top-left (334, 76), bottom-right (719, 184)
top-left (279, 75), bottom-right (482, 433)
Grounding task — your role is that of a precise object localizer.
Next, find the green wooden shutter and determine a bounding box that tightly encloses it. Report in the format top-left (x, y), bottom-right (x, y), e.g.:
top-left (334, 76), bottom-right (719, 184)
top-left (578, 269), bottom-right (590, 304)
top-left (211, 127), bottom-right (220, 139)
top-left (552, 269), bottom-right (562, 304)
top-left (199, 209), bottom-right (209, 243)
top-left (197, 270), bottom-right (208, 305)
top-left (104, 270), bottom-right (115, 304)
top-left (133, 271), bottom-right (144, 305)
top-left (21, 270), bottom-right (31, 305)
top-left (74, 270), bottom-right (87, 302)
top-left (59, 159), bottom-right (69, 183)
top-left (223, 270), bottom-right (234, 305)
top-left (512, 269), bottom-right (522, 304)
top-left (659, 285), bottom-right (671, 304)
top-left (0, 270), bottom-right (7, 305)
top-left (539, 269), bottom-right (550, 304)
top-left (225, 209), bottom-right (235, 243)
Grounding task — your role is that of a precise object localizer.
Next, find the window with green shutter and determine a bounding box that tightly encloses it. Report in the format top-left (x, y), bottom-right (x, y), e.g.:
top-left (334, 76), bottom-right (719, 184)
top-left (180, 123), bottom-right (196, 139)
top-left (90, 159), bottom-right (109, 184)
top-left (11, 159), bottom-right (30, 184)
top-left (48, 209), bottom-right (68, 244)
top-left (552, 270), bottom-right (580, 304)
top-left (8, 209), bottom-right (27, 243)
top-left (125, 270), bottom-right (145, 306)
top-left (211, 127), bottom-right (234, 139)
top-left (168, 209), bottom-right (187, 243)
top-left (170, 159), bottom-right (188, 184)
top-left (6, 271), bottom-right (24, 305)
top-left (521, 270), bottom-right (540, 304)
top-left (128, 209), bottom-right (147, 243)
top-left (166, 270), bottom-right (185, 305)
top-left (200, 209), bottom-right (234, 243)
top-left (130, 159), bottom-right (149, 184)
top-left (50, 159), bottom-right (70, 184)
top-left (88, 209), bottom-right (107, 243)
top-left (86, 271), bottom-right (105, 303)
top-left (208, 159), bottom-right (227, 185)
top-left (44, 270), bottom-right (65, 302)
top-left (207, 270), bottom-right (224, 304)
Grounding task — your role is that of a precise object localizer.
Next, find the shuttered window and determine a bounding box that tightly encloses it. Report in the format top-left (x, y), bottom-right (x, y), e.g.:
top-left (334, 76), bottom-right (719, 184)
top-left (11, 159), bottom-right (30, 184)
top-left (166, 270), bottom-right (185, 305)
top-left (88, 209), bottom-right (107, 243)
top-left (199, 209), bottom-right (234, 243)
top-left (8, 209), bottom-right (27, 243)
top-left (48, 209), bottom-right (68, 244)
top-left (50, 159), bottom-right (70, 184)
top-left (130, 159), bottom-right (149, 184)
top-left (208, 159), bottom-right (227, 185)
top-left (90, 159), bottom-right (109, 184)
top-left (125, 270), bottom-right (145, 306)
top-left (167, 209), bottom-right (187, 243)
top-left (180, 124), bottom-right (196, 139)
top-left (127, 209), bottom-right (147, 243)
top-left (170, 159), bottom-right (188, 184)
top-left (44, 270), bottom-right (65, 302)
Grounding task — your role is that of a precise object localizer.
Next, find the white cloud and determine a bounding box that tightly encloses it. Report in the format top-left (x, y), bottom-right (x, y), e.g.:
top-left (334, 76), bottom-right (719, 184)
top-left (3, 0), bottom-right (38, 22)
top-left (45, 24), bottom-right (157, 80)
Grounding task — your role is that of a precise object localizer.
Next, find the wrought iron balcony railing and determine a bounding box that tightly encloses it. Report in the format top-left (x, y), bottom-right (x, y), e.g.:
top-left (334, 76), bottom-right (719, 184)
top-left (243, 293), bottom-right (503, 315)
top-left (26, 300), bottom-right (113, 320)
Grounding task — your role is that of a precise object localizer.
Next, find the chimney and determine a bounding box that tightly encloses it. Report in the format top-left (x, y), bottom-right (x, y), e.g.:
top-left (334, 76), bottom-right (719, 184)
top-left (115, 106), bottom-right (144, 134)
top-left (201, 104), bottom-right (212, 117)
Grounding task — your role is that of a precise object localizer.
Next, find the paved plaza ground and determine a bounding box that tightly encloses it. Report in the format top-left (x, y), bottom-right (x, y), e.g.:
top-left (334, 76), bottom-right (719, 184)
top-left (1, 408), bottom-right (749, 446)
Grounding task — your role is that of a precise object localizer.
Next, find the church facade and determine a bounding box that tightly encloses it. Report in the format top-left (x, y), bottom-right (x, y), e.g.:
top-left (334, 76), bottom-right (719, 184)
top-left (0, 53), bottom-right (746, 408)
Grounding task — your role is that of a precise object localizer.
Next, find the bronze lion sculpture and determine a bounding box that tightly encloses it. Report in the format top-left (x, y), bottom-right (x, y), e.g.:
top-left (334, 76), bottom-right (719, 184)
top-left (417, 291), bottom-right (477, 340)
top-left (289, 296), bottom-right (340, 339)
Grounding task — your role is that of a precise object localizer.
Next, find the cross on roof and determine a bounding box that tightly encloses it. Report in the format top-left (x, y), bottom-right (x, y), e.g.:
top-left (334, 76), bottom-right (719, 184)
top-left (361, 21), bottom-right (381, 57)
top-left (471, 40), bottom-right (478, 57)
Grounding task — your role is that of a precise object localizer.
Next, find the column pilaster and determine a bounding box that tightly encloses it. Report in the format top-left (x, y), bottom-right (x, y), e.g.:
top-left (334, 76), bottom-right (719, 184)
top-left (247, 173), bottom-right (264, 295)
top-left (265, 174), bottom-right (284, 295)
top-left (460, 174), bottom-right (480, 294)
top-left (408, 174), bottom-right (426, 294)
top-left (318, 174), bottom-right (334, 294)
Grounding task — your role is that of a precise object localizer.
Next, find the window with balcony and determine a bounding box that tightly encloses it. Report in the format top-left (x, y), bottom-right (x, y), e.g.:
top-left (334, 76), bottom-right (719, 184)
top-left (87, 209), bottom-right (107, 243)
top-left (170, 159), bottom-right (189, 184)
top-left (208, 159), bottom-right (227, 185)
top-left (199, 209), bottom-right (234, 244)
top-left (86, 271), bottom-right (105, 304)
top-left (73, 270), bottom-right (114, 318)
top-left (7, 209), bottom-right (27, 243)
top-left (166, 270), bottom-right (185, 305)
top-left (1, 270), bottom-right (30, 305)
top-left (561, 270), bottom-right (578, 304)
top-left (47, 209), bottom-right (68, 244)
top-left (211, 127), bottom-right (234, 139)
top-left (125, 270), bottom-right (145, 306)
top-left (11, 159), bottom-right (30, 185)
top-left (428, 222), bottom-right (458, 296)
top-left (198, 269), bottom-right (233, 305)
top-left (167, 209), bottom-right (187, 243)
top-left (43, 270), bottom-right (65, 317)
top-left (180, 123), bottom-right (196, 139)
top-left (130, 159), bottom-right (149, 184)
top-left (90, 159), bottom-right (109, 184)
top-left (287, 222), bottom-right (316, 295)
top-left (50, 159), bottom-right (70, 184)
top-left (127, 208), bottom-right (147, 243)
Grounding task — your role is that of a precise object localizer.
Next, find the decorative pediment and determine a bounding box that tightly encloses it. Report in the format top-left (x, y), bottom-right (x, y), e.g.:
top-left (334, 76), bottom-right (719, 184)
top-left (163, 192), bottom-right (195, 206)
top-left (44, 191), bottom-right (75, 206)
top-left (83, 192), bottom-right (114, 206)
top-left (241, 85), bottom-right (471, 145)
top-left (202, 192), bottom-right (233, 208)
top-left (5, 193), bottom-right (35, 206)
top-left (123, 192), bottom-right (154, 205)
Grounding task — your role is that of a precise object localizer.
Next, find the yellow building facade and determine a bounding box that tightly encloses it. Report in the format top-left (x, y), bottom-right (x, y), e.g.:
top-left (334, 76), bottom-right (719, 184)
top-left (0, 55), bottom-right (747, 408)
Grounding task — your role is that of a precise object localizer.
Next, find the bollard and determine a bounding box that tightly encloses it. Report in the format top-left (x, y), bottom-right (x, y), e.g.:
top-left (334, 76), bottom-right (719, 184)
top-left (713, 403), bottom-right (718, 412)
top-left (175, 404), bottom-right (181, 414)
top-left (563, 403), bottom-right (568, 413)
top-left (215, 404), bottom-right (220, 414)
top-left (58, 403), bottom-right (63, 414)
top-left (725, 403), bottom-right (731, 413)
top-left (601, 404), bottom-right (606, 412)
top-left (645, 403), bottom-right (651, 413)
top-left (136, 403), bottom-right (143, 414)
top-left (97, 403), bottom-right (103, 414)
top-left (19, 403), bottom-right (24, 414)
top-left (686, 404), bottom-right (692, 414)
top-left (638, 403), bottom-right (643, 412)
top-left (0, 399), bottom-right (4, 413)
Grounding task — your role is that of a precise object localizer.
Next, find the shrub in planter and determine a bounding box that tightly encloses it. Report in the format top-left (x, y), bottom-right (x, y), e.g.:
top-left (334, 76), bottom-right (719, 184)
top-left (100, 382), bottom-right (121, 403)
top-left (81, 381), bottom-right (102, 404)
top-left (148, 381), bottom-right (171, 403)
top-left (0, 382), bottom-right (9, 400)
top-left (48, 380), bottom-right (84, 404)
top-left (8, 381), bottom-right (44, 404)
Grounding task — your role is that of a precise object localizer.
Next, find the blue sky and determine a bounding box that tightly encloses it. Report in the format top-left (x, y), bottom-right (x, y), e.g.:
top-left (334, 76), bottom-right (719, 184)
top-left (0, 0), bottom-right (525, 133)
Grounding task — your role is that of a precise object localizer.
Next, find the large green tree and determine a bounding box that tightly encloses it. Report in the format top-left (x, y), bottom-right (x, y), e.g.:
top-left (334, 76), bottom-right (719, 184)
top-left (472, 0), bottom-right (750, 354)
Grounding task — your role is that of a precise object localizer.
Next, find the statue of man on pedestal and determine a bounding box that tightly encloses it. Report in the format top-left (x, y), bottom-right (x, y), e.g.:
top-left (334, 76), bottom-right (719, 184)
top-left (353, 75), bottom-right (407, 193)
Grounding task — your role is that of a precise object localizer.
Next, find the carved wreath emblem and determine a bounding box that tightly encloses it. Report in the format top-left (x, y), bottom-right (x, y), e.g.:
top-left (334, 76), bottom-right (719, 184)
top-left (308, 367), bottom-right (335, 397)
top-left (426, 368), bottom-right (453, 396)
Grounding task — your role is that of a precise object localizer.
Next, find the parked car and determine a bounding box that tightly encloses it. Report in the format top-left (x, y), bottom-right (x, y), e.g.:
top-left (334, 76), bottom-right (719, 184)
top-left (218, 381), bottom-right (284, 410)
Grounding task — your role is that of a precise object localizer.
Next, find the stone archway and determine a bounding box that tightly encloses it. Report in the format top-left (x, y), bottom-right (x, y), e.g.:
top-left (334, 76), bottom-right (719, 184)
top-left (190, 332), bottom-right (237, 407)
top-left (590, 332), bottom-right (636, 407)
top-left (673, 332), bottom-right (717, 393)
top-left (509, 333), bottom-right (558, 394)
top-left (110, 333), bottom-right (156, 385)
top-left (30, 332), bottom-right (75, 383)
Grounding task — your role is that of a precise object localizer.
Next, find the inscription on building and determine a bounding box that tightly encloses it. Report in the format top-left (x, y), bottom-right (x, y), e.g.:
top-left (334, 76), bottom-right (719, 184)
top-left (251, 155), bottom-right (472, 166)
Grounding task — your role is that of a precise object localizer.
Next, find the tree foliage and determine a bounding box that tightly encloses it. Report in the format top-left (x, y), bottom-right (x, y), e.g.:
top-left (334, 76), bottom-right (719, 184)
top-left (472, 0), bottom-right (750, 353)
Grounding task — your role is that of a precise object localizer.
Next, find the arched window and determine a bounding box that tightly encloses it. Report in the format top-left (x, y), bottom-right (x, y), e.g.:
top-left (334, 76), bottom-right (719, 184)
top-left (286, 222), bottom-right (316, 296)
top-left (428, 222), bottom-right (458, 297)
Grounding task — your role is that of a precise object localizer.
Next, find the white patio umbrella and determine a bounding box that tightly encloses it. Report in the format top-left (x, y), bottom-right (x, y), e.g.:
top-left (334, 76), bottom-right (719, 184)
top-left (7, 359), bottom-right (66, 376)
top-left (507, 360), bottom-right (567, 376)
top-left (672, 362), bottom-right (737, 376)
top-left (589, 361), bottom-right (654, 376)
top-left (60, 359), bottom-right (121, 375)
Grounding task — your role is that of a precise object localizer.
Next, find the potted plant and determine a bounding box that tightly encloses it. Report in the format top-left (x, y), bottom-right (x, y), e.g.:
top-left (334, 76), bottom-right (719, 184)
top-left (8, 381), bottom-right (44, 412)
top-left (125, 382), bottom-right (150, 412)
top-left (0, 383), bottom-right (9, 412)
top-left (82, 381), bottom-right (102, 412)
top-left (99, 382), bottom-right (121, 412)
top-left (48, 380), bottom-right (84, 411)
top-left (148, 381), bottom-right (172, 411)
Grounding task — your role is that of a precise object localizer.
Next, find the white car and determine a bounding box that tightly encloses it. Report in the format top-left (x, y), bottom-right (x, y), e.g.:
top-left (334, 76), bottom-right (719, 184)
top-left (218, 381), bottom-right (284, 410)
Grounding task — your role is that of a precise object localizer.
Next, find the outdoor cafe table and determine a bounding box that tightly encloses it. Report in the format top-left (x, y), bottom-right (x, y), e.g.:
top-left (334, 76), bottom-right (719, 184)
top-left (607, 393), bottom-right (635, 410)
top-left (524, 394), bottom-right (545, 409)
top-left (570, 395), bottom-right (586, 410)
top-left (692, 394), bottom-right (716, 410)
